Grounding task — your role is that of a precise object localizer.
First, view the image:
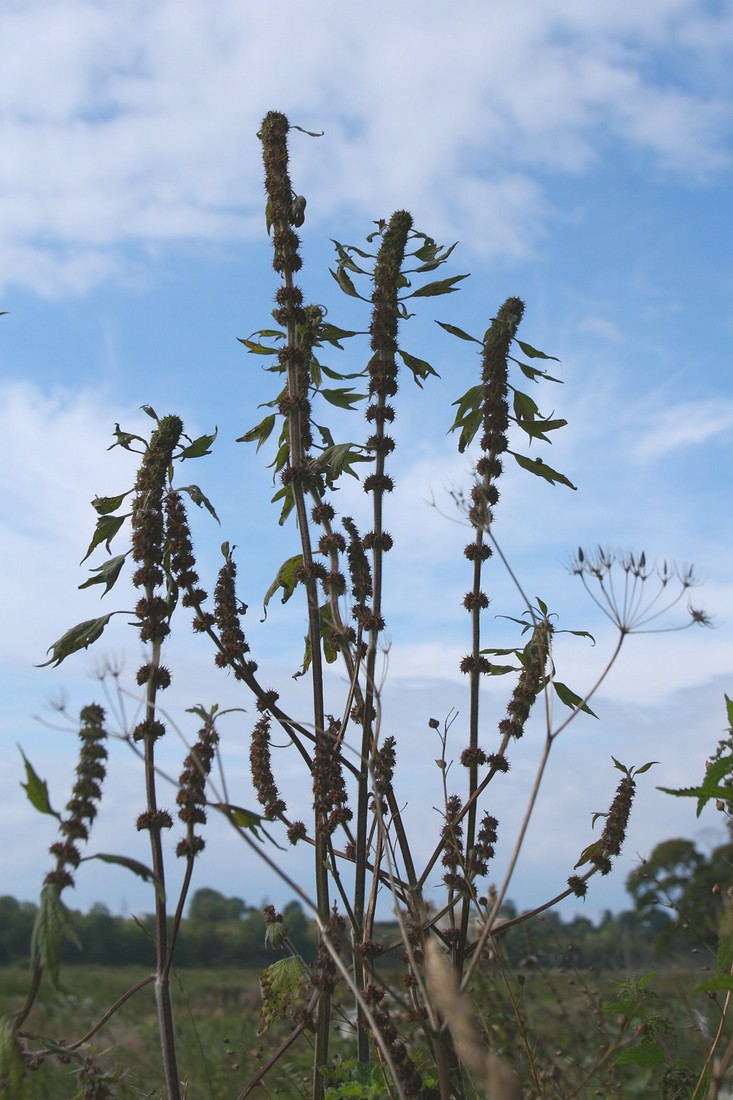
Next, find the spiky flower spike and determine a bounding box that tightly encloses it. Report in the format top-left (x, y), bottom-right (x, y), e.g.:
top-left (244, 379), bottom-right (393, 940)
top-left (46, 704), bottom-right (108, 891)
top-left (176, 714), bottom-right (219, 859)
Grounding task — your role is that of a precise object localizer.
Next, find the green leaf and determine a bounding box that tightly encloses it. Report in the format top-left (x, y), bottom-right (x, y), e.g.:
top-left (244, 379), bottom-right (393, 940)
top-left (84, 854), bottom-right (164, 902)
top-left (262, 554), bottom-right (303, 619)
top-left (238, 337), bottom-right (280, 355)
top-left (297, 603), bottom-right (339, 677)
top-left (18, 748), bottom-right (60, 819)
top-left (271, 483), bottom-right (295, 526)
top-left (436, 320), bottom-right (481, 344)
top-left (633, 760), bottom-right (658, 776)
top-left (725, 692), bottom-right (733, 730)
top-left (406, 274), bottom-right (469, 298)
top-left (178, 484), bottom-right (220, 523)
top-left (515, 360), bottom-right (563, 384)
top-left (91, 490), bottom-right (131, 515)
top-left (510, 452), bottom-right (577, 490)
top-left (553, 681), bottom-right (598, 719)
top-left (78, 554), bottom-right (127, 596)
top-left (615, 1043), bottom-right (666, 1068)
top-left (515, 340), bottom-right (559, 361)
top-left (313, 443), bottom-right (370, 487)
top-left (141, 404), bottom-right (159, 421)
top-left (80, 513), bottom-right (128, 563)
top-left (108, 423), bottom-right (147, 452)
top-left (397, 349), bottom-right (440, 388)
top-left (320, 388), bottom-right (366, 411)
top-left (39, 613), bottom-right (117, 667)
top-left (258, 956), bottom-right (309, 1035)
top-left (237, 413), bottom-right (277, 450)
top-left (330, 266), bottom-right (366, 300)
top-left (317, 323), bottom-right (363, 349)
top-left (212, 803), bottom-right (267, 842)
top-left (31, 884), bottom-right (80, 990)
top-left (180, 428), bottom-right (217, 459)
top-left (658, 754), bottom-right (733, 816)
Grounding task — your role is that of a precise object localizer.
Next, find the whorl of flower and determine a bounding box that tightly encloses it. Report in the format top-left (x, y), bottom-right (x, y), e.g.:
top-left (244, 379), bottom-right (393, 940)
top-left (498, 619), bottom-right (551, 740)
top-left (466, 297), bottom-right (524, 531)
top-left (213, 552), bottom-right (257, 680)
top-left (250, 713), bottom-right (286, 819)
top-left (313, 717), bottom-right (352, 837)
top-left (176, 717), bottom-right (219, 859)
top-left (130, 415), bottom-right (182, 645)
top-left (567, 875), bottom-right (588, 898)
top-left (46, 705), bottom-right (108, 890)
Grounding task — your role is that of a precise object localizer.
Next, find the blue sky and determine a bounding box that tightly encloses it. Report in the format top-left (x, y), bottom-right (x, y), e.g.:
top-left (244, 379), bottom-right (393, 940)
top-left (1, 0), bottom-right (732, 924)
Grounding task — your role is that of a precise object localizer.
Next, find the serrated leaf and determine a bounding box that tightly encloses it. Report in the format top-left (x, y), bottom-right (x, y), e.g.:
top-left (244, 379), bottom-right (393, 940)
top-left (515, 361), bottom-right (563, 384)
top-left (397, 349), bottom-right (439, 388)
top-left (258, 956), bottom-right (309, 1035)
top-left (436, 320), bottom-right (481, 343)
top-left (320, 387), bottom-right (366, 411)
top-left (633, 760), bottom-right (658, 776)
top-left (406, 274), bottom-right (469, 298)
top-left (39, 613), bottom-right (117, 667)
top-left (81, 513), bottom-right (128, 563)
top-left (615, 1043), bottom-right (666, 1068)
top-left (91, 491), bottom-right (131, 516)
top-left (510, 452), bottom-right (577, 490)
top-left (330, 266), bottom-right (365, 300)
top-left (179, 484), bottom-right (220, 523)
top-left (262, 554), bottom-right (303, 620)
top-left (85, 854), bottom-right (164, 901)
top-left (553, 681), bottom-right (598, 718)
top-left (515, 340), bottom-right (559, 361)
top-left (108, 423), bottom-right (147, 452)
top-left (78, 554), bottom-right (127, 596)
top-left (237, 337), bottom-right (280, 355)
top-left (31, 884), bottom-right (80, 990)
top-left (180, 428), bottom-right (217, 460)
top-left (18, 748), bottom-right (60, 818)
top-left (237, 413), bottom-right (277, 450)
top-left (212, 803), bottom-right (267, 842)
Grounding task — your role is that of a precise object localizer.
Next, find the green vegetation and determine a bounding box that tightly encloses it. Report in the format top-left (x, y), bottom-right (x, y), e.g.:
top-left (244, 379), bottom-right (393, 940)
top-left (3, 110), bottom-right (730, 1098)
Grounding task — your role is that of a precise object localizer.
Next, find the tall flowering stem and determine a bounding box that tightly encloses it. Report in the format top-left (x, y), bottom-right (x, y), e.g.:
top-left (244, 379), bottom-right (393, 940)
top-left (130, 414), bottom-right (183, 1100)
top-left (259, 110), bottom-right (331, 1098)
top-left (456, 298), bottom-right (524, 968)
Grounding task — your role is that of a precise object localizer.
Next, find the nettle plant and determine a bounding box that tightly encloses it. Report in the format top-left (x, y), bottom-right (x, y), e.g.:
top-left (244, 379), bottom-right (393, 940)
top-left (2, 112), bottom-right (707, 1100)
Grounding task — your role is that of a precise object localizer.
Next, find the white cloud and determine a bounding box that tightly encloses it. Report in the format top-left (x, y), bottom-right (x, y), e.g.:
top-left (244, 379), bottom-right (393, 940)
top-left (1, 0), bottom-right (731, 295)
top-left (631, 398), bottom-right (733, 462)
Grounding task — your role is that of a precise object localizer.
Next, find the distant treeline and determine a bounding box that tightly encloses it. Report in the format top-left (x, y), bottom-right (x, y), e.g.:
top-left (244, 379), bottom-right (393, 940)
top-left (0, 884), bottom-right (705, 971)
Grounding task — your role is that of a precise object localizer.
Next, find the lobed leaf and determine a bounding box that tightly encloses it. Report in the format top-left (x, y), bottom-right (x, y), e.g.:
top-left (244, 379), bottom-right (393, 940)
top-left (405, 273), bottom-right (469, 298)
top-left (91, 490), bottom-right (131, 515)
top-left (262, 554), bottom-right (303, 619)
top-left (39, 613), bottom-right (117, 667)
top-left (78, 554), bottom-right (127, 596)
top-left (81, 513), bottom-right (128, 563)
top-left (18, 748), bottom-right (60, 819)
top-left (510, 452), bottom-right (577, 490)
top-left (179, 484), bottom-right (220, 523)
top-left (180, 428), bottom-right (217, 460)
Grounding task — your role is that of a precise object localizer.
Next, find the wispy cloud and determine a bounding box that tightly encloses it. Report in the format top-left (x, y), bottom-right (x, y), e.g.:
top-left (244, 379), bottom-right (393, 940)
top-left (1, 0), bottom-right (731, 296)
top-left (631, 398), bottom-right (733, 461)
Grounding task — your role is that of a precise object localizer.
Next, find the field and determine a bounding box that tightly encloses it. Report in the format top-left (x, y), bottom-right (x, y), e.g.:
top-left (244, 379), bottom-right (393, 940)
top-left (0, 961), bottom-right (717, 1098)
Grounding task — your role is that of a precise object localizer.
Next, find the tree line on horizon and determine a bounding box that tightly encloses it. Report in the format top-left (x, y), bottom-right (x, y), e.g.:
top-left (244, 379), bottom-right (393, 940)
top-left (2, 831), bottom-right (730, 972)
